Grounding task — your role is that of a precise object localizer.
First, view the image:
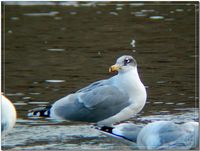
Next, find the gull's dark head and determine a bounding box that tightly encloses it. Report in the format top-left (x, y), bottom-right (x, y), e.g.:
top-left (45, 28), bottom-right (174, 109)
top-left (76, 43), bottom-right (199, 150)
top-left (109, 55), bottom-right (137, 73)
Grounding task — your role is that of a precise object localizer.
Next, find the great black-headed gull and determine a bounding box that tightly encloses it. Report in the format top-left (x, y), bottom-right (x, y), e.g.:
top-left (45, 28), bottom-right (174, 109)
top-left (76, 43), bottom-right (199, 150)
top-left (28, 55), bottom-right (146, 126)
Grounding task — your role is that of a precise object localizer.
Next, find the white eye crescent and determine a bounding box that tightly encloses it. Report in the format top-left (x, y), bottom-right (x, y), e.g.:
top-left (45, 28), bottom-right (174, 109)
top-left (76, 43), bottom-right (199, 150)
top-left (124, 58), bottom-right (132, 65)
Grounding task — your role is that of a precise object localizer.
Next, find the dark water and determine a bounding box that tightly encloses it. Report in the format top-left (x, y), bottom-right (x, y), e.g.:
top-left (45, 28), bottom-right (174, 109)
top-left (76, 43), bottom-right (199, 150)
top-left (1, 2), bottom-right (199, 150)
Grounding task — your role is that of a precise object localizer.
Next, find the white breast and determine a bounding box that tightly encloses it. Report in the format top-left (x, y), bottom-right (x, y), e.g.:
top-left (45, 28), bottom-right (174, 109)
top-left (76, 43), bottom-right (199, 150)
top-left (97, 68), bottom-right (147, 126)
top-left (115, 68), bottom-right (147, 113)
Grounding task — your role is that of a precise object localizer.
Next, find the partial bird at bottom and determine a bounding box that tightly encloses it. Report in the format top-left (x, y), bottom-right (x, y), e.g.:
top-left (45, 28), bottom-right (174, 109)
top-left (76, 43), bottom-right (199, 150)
top-left (97, 121), bottom-right (199, 150)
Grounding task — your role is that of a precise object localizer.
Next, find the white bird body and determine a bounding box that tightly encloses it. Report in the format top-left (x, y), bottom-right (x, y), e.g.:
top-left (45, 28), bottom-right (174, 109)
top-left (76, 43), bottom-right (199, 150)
top-left (29, 55), bottom-right (147, 126)
top-left (1, 95), bottom-right (17, 133)
top-left (98, 68), bottom-right (146, 126)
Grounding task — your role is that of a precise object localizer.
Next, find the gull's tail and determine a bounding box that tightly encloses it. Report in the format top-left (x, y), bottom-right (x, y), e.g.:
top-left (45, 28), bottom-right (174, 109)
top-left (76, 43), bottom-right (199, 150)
top-left (28, 105), bottom-right (52, 117)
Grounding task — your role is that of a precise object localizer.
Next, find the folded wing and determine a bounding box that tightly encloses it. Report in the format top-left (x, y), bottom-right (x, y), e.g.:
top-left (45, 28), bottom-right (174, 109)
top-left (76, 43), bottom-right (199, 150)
top-left (51, 81), bottom-right (131, 122)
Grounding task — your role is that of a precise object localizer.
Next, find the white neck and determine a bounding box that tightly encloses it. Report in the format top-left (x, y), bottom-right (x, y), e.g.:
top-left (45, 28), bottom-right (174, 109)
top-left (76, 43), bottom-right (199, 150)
top-left (116, 67), bottom-right (144, 92)
top-left (112, 67), bottom-right (147, 110)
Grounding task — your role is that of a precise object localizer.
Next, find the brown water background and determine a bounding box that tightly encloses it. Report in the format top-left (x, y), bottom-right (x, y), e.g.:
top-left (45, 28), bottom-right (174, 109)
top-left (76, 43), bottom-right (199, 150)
top-left (1, 1), bottom-right (199, 150)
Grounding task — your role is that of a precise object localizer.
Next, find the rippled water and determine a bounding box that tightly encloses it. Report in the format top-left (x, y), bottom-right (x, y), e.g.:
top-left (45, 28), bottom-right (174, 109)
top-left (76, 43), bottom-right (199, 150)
top-left (1, 1), bottom-right (199, 150)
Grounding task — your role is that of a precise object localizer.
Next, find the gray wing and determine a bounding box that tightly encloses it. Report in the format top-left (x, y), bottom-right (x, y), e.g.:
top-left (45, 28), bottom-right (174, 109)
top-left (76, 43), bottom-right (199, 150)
top-left (158, 123), bottom-right (182, 144)
top-left (51, 83), bottom-right (131, 122)
top-left (158, 124), bottom-right (196, 149)
top-left (158, 134), bottom-right (194, 150)
top-left (76, 79), bottom-right (108, 93)
top-left (110, 123), bottom-right (143, 142)
top-left (117, 124), bottom-right (143, 142)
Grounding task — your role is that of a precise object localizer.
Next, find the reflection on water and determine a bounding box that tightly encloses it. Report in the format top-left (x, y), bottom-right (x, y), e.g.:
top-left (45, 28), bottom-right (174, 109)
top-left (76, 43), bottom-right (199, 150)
top-left (2, 1), bottom-right (198, 150)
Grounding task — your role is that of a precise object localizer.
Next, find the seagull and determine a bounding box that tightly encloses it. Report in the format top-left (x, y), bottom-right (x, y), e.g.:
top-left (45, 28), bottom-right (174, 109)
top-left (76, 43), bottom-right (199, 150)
top-left (97, 121), bottom-right (199, 150)
top-left (1, 94), bottom-right (17, 133)
top-left (137, 121), bottom-right (199, 150)
top-left (28, 55), bottom-right (147, 126)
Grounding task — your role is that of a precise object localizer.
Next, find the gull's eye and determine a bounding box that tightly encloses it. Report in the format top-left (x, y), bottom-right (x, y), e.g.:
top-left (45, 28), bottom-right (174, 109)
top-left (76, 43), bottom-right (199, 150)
top-left (124, 58), bottom-right (132, 65)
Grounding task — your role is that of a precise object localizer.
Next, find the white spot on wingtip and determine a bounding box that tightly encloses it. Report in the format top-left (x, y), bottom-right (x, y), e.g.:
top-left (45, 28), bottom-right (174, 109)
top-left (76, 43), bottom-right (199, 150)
top-left (36, 112), bottom-right (40, 117)
top-left (44, 111), bottom-right (48, 116)
top-left (27, 112), bottom-right (33, 117)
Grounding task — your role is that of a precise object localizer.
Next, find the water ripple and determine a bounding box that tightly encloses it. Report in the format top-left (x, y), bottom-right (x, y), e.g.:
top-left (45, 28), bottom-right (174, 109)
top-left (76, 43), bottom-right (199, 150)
top-left (149, 16), bottom-right (164, 20)
top-left (24, 11), bottom-right (59, 16)
top-left (45, 80), bottom-right (65, 83)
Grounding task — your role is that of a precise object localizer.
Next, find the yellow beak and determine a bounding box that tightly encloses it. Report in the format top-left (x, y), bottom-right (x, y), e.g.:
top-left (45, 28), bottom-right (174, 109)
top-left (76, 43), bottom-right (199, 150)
top-left (109, 64), bottom-right (121, 72)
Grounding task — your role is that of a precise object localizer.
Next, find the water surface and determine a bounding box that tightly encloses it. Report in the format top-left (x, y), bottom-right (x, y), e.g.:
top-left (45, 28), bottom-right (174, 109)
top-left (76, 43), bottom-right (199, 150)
top-left (2, 2), bottom-right (199, 150)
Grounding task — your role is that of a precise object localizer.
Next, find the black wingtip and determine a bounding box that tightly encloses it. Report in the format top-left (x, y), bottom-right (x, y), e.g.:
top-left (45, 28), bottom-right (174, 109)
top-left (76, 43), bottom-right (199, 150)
top-left (93, 125), bottom-right (114, 134)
